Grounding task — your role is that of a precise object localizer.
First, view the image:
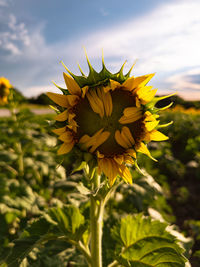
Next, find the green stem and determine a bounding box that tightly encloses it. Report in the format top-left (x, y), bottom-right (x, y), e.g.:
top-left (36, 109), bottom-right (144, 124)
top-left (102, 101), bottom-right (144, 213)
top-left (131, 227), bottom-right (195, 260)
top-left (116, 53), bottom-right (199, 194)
top-left (17, 142), bottom-right (24, 177)
top-left (90, 174), bottom-right (104, 267)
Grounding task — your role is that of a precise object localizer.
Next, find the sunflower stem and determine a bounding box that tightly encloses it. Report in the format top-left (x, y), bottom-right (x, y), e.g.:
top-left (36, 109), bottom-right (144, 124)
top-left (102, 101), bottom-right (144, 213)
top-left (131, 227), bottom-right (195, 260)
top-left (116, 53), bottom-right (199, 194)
top-left (90, 174), bottom-right (104, 267)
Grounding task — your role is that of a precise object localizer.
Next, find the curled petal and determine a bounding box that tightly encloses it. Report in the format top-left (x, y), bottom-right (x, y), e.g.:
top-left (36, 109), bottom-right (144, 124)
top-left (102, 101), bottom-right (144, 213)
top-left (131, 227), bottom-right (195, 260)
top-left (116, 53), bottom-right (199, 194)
top-left (119, 107), bottom-right (142, 124)
top-left (79, 128), bottom-right (110, 153)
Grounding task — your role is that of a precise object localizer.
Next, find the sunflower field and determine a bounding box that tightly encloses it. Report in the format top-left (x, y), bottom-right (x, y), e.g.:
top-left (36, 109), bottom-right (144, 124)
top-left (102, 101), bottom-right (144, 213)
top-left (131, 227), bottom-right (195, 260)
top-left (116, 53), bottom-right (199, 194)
top-left (0, 63), bottom-right (200, 267)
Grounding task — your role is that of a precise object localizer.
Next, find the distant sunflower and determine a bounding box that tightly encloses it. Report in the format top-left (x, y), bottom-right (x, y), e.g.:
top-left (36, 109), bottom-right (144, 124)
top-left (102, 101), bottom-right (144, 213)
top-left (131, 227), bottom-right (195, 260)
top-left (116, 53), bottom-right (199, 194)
top-left (0, 77), bottom-right (11, 105)
top-left (48, 54), bottom-right (173, 186)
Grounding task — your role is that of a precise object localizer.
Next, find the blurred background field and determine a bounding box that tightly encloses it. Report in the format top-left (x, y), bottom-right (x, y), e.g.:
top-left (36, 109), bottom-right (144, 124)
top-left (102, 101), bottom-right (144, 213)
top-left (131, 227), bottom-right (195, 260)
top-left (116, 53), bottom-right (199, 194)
top-left (0, 93), bottom-right (200, 266)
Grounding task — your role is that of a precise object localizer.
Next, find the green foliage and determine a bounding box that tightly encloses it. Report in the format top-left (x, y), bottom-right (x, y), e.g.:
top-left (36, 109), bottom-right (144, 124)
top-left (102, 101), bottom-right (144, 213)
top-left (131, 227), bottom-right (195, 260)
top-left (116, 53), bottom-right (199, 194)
top-left (111, 214), bottom-right (187, 266)
top-left (1, 108), bottom-right (200, 266)
top-left (28, 93), bottom-right (54, 106)
top-left (4, 206), bottom-right (86, 267)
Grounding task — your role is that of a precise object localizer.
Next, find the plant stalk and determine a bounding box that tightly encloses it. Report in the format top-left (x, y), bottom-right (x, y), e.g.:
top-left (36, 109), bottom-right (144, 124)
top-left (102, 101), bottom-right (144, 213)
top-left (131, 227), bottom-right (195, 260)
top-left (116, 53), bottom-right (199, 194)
top-left (90, 174), bottom-right (104, 267)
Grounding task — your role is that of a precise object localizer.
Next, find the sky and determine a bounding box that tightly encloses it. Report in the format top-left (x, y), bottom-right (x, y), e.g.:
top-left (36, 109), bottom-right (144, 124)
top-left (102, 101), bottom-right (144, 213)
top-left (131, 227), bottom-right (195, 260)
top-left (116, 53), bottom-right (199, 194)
top-left (0, 0), bottom-right (200, 100)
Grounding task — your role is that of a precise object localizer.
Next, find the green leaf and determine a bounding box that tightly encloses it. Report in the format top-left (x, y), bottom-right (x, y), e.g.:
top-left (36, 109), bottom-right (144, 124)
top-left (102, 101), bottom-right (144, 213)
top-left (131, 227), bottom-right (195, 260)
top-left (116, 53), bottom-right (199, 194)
top-left (5, 218), bottom-right (53, 267)
top-left (48, 205), bottom-right (85, 236)
top-left (4, 206), bottom-right (86, 267)
top-left (111, 214), bottom-right (188, 266)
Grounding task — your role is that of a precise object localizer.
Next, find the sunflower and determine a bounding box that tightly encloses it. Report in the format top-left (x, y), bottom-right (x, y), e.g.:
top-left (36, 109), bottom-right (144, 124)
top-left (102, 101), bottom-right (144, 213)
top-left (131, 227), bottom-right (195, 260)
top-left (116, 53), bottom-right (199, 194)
top-left (0, 77), bottom-right (11, 105)
top-left (48, 55), bottom-right (172, 186)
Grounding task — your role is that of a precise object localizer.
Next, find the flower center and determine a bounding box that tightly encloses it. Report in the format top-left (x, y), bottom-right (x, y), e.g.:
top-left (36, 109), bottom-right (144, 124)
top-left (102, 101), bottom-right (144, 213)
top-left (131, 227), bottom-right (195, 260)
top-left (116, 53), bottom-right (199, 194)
top-left (0, 85), bottom-right (7, 97)
top-left (74, 87), bottom-right (145, 156)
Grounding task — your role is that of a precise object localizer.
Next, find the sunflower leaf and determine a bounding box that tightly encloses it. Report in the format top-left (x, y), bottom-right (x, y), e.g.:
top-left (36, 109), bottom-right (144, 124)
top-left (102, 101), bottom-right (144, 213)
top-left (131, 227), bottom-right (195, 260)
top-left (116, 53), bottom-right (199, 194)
top-left (111, 214), bottom-right (188, 266)
top-left (4, 206), bottom-right (86, 267)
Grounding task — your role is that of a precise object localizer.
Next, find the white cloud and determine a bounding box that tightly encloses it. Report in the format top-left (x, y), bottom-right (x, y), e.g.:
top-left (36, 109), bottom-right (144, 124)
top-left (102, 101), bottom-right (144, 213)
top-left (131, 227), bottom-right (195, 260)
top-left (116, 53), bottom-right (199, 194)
top-left (23, 85), bottom-right (61, 98)
top-left (0, 13), bottom-right (30, 55)
top-left (81, 0), bottom-right (200, 75)
top-left (1, 0), bottom-right (200, 100)
top-left (166, 68), bottom-right (200, 100)
top-left (0, 0), bottom-right (8, 7)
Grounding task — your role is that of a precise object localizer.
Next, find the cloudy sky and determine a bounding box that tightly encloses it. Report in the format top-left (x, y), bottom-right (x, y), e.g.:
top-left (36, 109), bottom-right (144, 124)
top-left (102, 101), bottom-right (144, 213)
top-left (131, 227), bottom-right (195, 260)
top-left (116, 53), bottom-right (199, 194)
top-left (0, 0), bottom-right (200, 99)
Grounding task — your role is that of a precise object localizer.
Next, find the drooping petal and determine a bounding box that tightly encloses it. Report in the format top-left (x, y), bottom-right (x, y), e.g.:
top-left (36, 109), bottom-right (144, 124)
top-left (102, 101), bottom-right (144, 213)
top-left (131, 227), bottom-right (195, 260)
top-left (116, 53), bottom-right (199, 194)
top-left (47, 92), bottom-right (70, 107)
top-left (119, 107), bottom-right (142, 124)
top-left (119, 165), bottom-right (132, 184)
top-left (97, 87), bottom-right (113, 116)
top-left (63, 72), bottom-right (82, 96)
top-left (115, 130), bottom-right (130, 149)
top-left (126, 148), bottom-right (136, 159)
top-left (57, 142), bottom-right (74, 155)
top-left (98, 158), bottom-right (119, 186)
top-left (79, 128), bottom-right (110, 153)
top-left (122, 126), bottom-right (135, 145)
top-left (55, 110), bottom-right (68, 121)
top-left (114, 154), bottom-right (124, 165)
top-left (47, 92), bottom-right (79, 108)
top-left (67, 95), bottom-right (80, 106)
top-left (86, 89), bottom-right (105, 118)
top-left (149, 130), bottom-right (169, 141)
top-left (58, 131), bottom-right (74, 142)
top-left (136, 142), bottom-right (157, 161)
top-left (52, 126), bottom-right (67, 135)
top-left (89, 131), bottom-right (110, 153)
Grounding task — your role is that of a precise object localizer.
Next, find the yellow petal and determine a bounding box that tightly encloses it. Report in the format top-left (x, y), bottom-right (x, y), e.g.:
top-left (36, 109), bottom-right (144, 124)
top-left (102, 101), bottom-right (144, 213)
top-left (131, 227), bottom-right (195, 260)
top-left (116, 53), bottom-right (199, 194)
top-left (136, 86), bottom-right (157, 105)
top-left (79, 128), bottom-right (109, 153)
top-left (67, 95), bottom-right (80, 106)
top-left (123, 107), bottom-right (140, 116)
top-left (97, 87), bottom-right (113, 116)
top-left (86, 89), bottom-right (104, 118)
top-left (47, 92), bottom-right (69, 107)
top-left (127, 148), bottom-right (136, 158)
top-left (141, 89), bottom-right (157, 104)
top-left (122, 126), bottom-right (135, 145)
top-left (52, 126), bottom-right (67, 135)
top-left (149, 130), bottom-right (169, 141)
top-left (58, 142), bottom-right (74, 155)
top-left (82, 86), bottom-right (89, 98)
top-left (124, 155), bottom-right (135, 164)
top-left (96, 151), bottom-right (105, 158)
top-left (122, 76), bottom-right (135, 91)
top-left (104, 79), bottom-right (121, 93)
top-left (89, 131), bottom-right (110, 153)
top-left (135, 73), bottom-right (155, 88)
top-left (136, 142), bottom-right (157, 161)
top-left (55, 110), bottom-right (68, 121)
top-left (63, 72), bottom-right (81, 95)
top-left (119, 165), bottom-right (132, 184)
top-left (114, 154), bottom-right (124, 165)
top-left (123, 73), bottom-right (155, 92)
top-left (145, 120), bottom-right (159, 132)
top-left (115, 130), bottom-right (130, 149)
top-left (59, 131), bottom-right (74, 142)
top-left (119, 107), bottom-right (142, 124)
top-left (98, 158), bottom-right (118, 186)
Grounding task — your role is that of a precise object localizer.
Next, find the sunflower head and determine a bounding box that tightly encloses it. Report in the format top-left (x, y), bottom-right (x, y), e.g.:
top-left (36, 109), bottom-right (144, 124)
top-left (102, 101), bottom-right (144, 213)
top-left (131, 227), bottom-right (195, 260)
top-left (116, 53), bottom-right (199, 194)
top-left (0, 77), bottom-right (11, 105)
top-left (48, 54), bottom-right (173, 186)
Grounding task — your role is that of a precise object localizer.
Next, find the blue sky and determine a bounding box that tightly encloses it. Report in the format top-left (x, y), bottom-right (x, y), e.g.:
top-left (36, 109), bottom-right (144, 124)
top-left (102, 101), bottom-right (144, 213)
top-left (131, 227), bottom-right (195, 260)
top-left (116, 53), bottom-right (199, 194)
top-left (0, 0), bottom-right (200, 99)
